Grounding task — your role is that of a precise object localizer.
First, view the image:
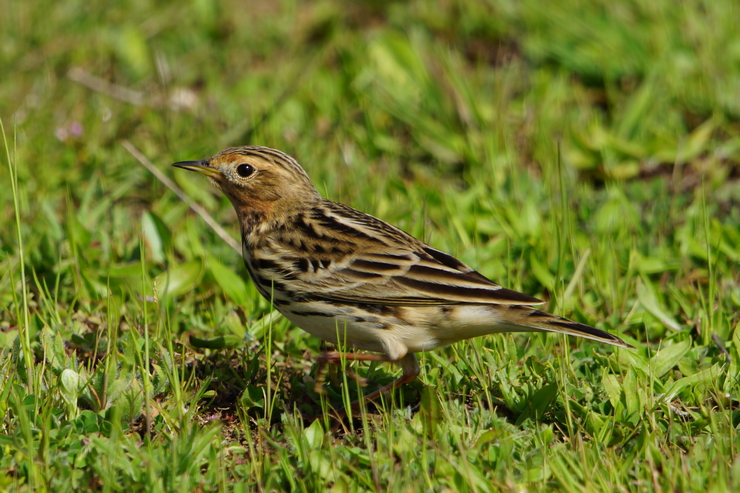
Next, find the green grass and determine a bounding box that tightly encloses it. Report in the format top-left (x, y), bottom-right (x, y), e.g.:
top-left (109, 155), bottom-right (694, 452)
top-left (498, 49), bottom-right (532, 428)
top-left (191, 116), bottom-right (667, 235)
top-left (2, 0), bottom-right (740, 491)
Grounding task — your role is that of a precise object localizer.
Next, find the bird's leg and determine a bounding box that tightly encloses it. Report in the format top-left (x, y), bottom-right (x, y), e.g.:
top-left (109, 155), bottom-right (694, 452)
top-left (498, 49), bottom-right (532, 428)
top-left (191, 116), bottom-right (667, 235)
top-left (313, 351), bottom-right (384, 393)
top-left (314, 352), bottom-right (420, 408)
top-left (357, 353), bottom-right (419, 406)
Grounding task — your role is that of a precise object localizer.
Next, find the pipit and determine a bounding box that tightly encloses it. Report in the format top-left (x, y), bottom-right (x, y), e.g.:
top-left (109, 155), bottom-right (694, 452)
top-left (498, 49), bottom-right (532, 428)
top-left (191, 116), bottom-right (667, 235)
top-left (173, 146), bottom-right (632, 403)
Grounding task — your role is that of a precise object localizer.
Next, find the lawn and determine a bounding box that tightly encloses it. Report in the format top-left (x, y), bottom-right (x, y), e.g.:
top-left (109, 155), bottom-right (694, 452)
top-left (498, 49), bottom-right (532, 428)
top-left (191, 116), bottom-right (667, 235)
top-left (1, 0), bottom-right (739, 491)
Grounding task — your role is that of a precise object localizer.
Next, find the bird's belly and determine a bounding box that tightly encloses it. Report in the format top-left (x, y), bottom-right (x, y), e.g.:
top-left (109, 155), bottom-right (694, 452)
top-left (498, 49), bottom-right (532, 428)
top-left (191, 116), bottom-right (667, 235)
top-left (278, 302), bottom-right (392, 352)
top-left (276, 301), bottom-right (451, 360)
top-left (393, 304), bottom-right (511, 351)
top-left (275, 301), bottom-right (509, 359)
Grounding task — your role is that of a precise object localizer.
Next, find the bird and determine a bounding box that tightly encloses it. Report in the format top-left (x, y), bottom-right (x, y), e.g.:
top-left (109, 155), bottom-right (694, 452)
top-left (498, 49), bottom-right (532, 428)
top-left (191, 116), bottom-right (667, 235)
top-left (172, 146), bottom-right (633, 404)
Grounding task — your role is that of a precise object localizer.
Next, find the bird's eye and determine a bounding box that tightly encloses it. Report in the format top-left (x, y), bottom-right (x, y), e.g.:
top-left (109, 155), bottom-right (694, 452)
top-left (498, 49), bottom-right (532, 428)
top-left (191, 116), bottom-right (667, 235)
top-left (236, 163), bottom-right (255, 178)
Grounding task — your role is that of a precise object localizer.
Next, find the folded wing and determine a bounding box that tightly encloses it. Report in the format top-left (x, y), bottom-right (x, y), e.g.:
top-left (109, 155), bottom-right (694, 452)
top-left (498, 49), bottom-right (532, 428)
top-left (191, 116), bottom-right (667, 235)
top-left (285, 246), bottom-right (544, 306)
top-left (259, 201), bottom-right (545, 307)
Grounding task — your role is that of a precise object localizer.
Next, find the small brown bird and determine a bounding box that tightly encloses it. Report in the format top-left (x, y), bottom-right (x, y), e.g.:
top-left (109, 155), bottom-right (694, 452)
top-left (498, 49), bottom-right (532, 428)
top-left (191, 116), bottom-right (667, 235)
top-left (173, 146), bottom-right (632, 402)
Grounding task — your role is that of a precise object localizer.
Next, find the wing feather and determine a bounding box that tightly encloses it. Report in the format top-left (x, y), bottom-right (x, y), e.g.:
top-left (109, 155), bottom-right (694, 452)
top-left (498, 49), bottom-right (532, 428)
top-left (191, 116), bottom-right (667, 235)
top-left (314, 249), bottom-right (544, 305)
top-left (254, 202), bottom-right (545, 306)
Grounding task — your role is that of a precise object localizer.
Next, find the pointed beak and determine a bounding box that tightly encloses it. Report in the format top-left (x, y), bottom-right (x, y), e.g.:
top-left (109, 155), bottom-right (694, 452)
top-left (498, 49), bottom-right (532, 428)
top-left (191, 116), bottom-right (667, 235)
top-left (171, 159), bottom-right (221, 178)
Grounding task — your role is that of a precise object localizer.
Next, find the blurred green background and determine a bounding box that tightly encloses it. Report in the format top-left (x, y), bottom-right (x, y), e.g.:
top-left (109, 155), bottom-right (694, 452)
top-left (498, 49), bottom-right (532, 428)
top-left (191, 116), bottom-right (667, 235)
top-left (2, 0), bottom-right (739, 491)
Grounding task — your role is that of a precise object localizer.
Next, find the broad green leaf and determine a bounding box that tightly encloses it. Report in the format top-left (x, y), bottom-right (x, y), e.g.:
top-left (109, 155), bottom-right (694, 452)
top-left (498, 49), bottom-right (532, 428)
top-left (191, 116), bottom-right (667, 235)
top-left (61, 368), bottom-right (82, 419)
top-left (602, 373), bottom-right (622, 410)
top-left (303, 418), bottom-right (324, 448)
top-left (208, 255), bottom-right (251, 307)
top-left (60, 368), bottom-right (81, 397)
top-left (154, 259), bottom-right (204, 298)
top-left (516, 383), bottom-right (557, 425)
top-left (248, 311), bottom-right (283, 340)
top-left (475, 429), bottom-right (500, 448)
top-left (622, 369), bottom-right (639, 417)
top-left (223, 310), bottom-right (247, 339)
top-left (141, 211), bottom-right (171, 264)
top-left (637, 279), bottom-right (681, 331)
top-left (618, 348), bottom-right (649, 375)
top-left (0, 330), bottom-right (18, 349)
top-left (650, 339), bottom-right (691, 378)
top-left (661, 363), bottom-right (722, 402)
top-left (240, 385), bottom-right (264, 410)
top-left (42, 328), bottom-right (68, 371)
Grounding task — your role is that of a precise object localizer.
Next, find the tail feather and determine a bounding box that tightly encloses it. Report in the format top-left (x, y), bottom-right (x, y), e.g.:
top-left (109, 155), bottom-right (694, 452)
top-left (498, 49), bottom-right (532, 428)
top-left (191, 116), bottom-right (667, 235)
top-left (505, 307), bottom-right (634, 349)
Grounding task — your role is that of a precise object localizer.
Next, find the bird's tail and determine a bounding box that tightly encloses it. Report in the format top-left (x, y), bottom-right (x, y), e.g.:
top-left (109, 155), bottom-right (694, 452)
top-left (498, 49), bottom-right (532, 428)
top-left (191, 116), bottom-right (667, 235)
top-left (502, 306), bottom-right (634, 349)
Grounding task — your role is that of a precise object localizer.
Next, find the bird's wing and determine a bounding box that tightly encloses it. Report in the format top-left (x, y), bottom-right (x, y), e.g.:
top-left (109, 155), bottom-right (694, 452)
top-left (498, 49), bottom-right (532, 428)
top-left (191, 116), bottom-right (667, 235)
top-left (306, 246), bottom-right (544, 306)
top-left (258, 202), bottom-right (544, 307)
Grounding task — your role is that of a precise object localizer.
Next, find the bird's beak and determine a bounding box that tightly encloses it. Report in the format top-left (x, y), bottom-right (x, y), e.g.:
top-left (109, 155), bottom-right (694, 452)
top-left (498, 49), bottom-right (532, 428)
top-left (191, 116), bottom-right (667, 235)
top-left (171, 160), bottom-right (222, 178)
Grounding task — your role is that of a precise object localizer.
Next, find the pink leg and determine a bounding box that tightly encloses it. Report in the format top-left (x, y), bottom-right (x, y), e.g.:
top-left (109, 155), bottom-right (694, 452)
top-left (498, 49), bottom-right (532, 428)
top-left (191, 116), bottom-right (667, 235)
top-left (358, 353), bottom-right (420, 405)
top-left (313, 351), bottom-right (383, 393)
top-left (314, 352), bottom-right (420, 409)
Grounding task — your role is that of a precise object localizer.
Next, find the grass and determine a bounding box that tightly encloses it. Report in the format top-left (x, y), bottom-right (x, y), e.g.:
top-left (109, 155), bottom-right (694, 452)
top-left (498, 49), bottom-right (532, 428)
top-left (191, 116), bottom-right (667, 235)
top-left (1, 0), bottom-right (739, 490)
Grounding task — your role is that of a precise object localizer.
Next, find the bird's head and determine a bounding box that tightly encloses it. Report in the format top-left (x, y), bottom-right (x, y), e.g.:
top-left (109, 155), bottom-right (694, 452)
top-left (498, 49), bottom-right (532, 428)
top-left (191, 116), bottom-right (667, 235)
top-left (173, 146), bottom-right (321, 219)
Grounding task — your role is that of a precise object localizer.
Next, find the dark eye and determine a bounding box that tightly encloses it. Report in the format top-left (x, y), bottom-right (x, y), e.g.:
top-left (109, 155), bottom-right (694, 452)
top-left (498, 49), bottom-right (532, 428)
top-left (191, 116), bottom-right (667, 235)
top-left (236, 163), bottom-right (255, 178)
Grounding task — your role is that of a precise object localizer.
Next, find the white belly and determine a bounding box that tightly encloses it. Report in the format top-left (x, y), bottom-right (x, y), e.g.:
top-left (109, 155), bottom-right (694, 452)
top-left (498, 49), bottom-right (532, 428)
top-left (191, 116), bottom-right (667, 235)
top-left (276, 301), bottom-right (512, 361)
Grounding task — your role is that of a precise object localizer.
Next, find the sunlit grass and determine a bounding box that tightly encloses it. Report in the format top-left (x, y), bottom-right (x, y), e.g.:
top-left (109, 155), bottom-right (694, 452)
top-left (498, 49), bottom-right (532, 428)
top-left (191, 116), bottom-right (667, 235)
top-left (1, 0), bottom-right (739, 491)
